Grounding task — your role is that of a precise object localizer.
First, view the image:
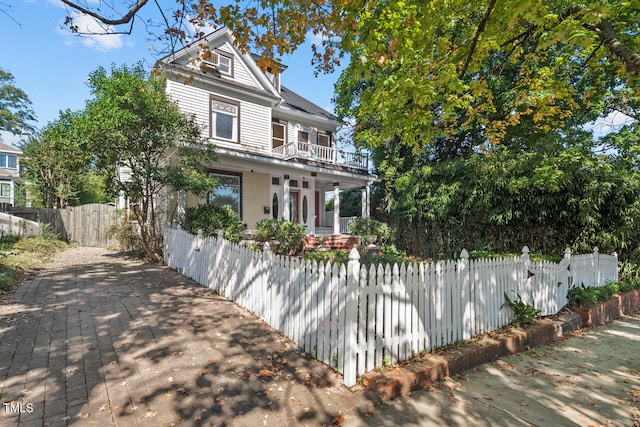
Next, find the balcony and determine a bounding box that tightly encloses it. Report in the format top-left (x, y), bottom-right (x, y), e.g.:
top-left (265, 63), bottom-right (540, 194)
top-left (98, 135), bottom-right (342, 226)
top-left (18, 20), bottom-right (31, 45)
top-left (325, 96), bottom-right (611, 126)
top-left (272, 141), bottom-right (369, 171)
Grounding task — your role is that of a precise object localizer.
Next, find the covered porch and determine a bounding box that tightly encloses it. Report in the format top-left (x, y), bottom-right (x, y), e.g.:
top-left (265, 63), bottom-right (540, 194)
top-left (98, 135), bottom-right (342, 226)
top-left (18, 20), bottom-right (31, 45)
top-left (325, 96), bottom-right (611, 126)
top-left (174, 147), bottom-right (375, 237)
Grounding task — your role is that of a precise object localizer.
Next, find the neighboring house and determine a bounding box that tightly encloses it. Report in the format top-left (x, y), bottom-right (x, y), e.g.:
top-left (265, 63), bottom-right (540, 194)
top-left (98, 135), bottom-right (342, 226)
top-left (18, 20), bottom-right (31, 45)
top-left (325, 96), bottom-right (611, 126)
top-left (156, 28), bottom-right (375, 235)
top-left (0, 142), bottom-right (22, 210)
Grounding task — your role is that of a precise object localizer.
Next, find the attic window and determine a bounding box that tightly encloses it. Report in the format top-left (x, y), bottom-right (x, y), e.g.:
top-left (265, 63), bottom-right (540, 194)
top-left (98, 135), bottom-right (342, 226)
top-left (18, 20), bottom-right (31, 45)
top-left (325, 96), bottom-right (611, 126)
top-left (201, 51), bottom-right (233, 77)
top-left (217, 54), bottom-right (232, 75)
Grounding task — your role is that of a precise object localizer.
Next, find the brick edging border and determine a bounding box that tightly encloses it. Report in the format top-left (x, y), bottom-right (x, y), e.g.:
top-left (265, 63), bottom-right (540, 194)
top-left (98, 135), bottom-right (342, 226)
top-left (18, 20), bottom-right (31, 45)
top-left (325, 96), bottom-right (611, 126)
top-left (362, 289), bottom-right (640, 400)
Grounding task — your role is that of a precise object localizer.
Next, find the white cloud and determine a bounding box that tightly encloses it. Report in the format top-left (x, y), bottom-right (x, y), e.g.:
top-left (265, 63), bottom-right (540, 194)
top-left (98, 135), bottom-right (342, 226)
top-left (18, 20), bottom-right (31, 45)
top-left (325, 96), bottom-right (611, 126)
top-left (53, 1), bottom-right (129, 52)
top-left (584, 111), bottom-right (636, 138)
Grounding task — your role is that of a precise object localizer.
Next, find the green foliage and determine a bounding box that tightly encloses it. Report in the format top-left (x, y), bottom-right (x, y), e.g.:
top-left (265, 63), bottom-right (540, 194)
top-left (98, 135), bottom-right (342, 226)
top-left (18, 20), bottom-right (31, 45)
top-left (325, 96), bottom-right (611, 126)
top-left (0, 235), bottom-right (20, 251)
top-left (77, 64), bottom-right (215, 260)
top-left (376, 142), bottom-right (640, 260)
top-left (502, 292), bottom-right (540, 325)
top-left (566, 281), bottom-right (639, 308)
top-left (19, 110), bottom-right (91, 208)
top-left (326, 188), bottom-right (362, 217)
top-left (254, 219), bottom-right (305, 255)
top-left (303, 248), bottom-right (412, 269)
top-left (77, 170), bottom-right (113, 204)
top-left (107, 211), bottom-right (144, 254)
top-left (0, 68), bottom-right (35, 135)
top-left (14, 224), bottom-right (67, 255)
top-left (182, 204), bottom-right (245, 243)
top-left (348, 217), bottom-right (393, 245)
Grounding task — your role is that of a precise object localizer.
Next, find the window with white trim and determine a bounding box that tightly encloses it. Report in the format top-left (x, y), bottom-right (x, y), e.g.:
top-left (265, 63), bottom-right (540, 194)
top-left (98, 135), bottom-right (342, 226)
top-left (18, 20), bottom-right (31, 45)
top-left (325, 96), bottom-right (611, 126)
top-left (0, 182), bottom-right (10, 197)
top-left (272, 120), bottom-right (286, 148)
top-left (297, 130), bottom-right (309, 143)
top-left (211, 97), bottom-right (239, 142)
top-left (317, 132), bottom-right (331, 147)
top-left (0, 155), bottom-right (17, 169)
top-left (216, 53), bottom-right (233, 76)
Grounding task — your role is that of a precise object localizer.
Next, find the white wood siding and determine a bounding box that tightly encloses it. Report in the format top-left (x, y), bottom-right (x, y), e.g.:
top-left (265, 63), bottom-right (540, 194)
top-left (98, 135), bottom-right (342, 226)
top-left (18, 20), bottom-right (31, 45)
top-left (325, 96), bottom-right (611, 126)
top-left (166, 79), bottom-right (272, 154)
top-left (216, 43), bottom-right (263, 89)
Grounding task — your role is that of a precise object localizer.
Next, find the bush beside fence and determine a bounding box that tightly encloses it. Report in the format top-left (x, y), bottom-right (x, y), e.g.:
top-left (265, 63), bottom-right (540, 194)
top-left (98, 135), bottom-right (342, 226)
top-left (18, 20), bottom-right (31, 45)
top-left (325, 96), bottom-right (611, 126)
top-left (164, 225), bottom-right (617, 387)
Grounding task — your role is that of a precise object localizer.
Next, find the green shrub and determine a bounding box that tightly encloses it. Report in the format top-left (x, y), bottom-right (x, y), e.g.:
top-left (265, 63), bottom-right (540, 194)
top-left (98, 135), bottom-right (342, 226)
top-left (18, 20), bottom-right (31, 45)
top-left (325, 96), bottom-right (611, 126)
top-left (502, 292), bottom-right (540, 325)
top-left (348, 217), bottom-right (393, 245)
top-left (567, 281), bottom-right (627, 308)
top-left (107, 209), bottom-right (144, 254)
top-left (0, 235), bottom-right (20, 251)
top-left (254, 218), bottom-right (279, 243)
top-left (14, 224), bottom-right (67, 255)
top-left (254, 219), bottom-right (305, 255)
top-left (182, 204), bottom-right (245, 243)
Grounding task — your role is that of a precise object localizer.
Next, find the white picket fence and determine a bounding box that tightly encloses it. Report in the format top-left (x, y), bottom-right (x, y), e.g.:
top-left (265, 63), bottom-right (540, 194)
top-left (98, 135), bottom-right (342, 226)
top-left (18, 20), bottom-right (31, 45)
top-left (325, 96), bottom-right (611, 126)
top-left (163, 225), bottom-right (618, 387)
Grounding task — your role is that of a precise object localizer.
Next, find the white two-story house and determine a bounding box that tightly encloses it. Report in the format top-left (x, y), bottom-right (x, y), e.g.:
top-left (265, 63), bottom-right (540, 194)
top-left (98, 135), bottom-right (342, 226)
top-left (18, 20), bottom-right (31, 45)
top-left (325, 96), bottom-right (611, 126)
top-left (0, 142), bottom-right (21, 210)
top-left (156, 28), bottom-right (374, 235)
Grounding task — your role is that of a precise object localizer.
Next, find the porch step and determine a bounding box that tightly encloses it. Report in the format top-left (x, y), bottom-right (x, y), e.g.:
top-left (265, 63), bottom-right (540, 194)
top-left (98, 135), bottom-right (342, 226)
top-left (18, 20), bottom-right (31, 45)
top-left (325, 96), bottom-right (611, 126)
top-left (303, 235), bottom-right (361, 251)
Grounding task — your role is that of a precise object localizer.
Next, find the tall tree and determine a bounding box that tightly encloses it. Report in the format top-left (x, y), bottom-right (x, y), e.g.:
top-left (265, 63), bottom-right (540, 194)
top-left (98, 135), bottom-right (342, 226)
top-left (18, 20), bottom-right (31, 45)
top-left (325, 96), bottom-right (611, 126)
top-left (0, 68), bottom-right (35, 136)
top-left (56, 1), bottom-right (640, 147)
top-left (19, 110), bottom-right (90, 208)
top-left (80, 64), bottom-right (216, 260)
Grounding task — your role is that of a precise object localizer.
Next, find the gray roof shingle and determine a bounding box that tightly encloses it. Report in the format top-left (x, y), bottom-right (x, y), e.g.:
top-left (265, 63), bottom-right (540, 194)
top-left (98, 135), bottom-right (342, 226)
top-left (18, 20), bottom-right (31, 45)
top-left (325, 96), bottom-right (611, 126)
top-left (280, 86), bottom-right (338, 122)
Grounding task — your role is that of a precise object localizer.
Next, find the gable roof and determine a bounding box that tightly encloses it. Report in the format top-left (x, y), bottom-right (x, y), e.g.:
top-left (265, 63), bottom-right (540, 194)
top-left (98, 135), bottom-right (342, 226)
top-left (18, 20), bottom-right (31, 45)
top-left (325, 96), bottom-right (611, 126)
top-left (0, 142), bottom-right (21, 154)
top-left (157, 28), bottom-right (281, 101)
top-left (158, 28), bottom-right (340, 125)
top-left (280, 86), bottom-right (338, 121)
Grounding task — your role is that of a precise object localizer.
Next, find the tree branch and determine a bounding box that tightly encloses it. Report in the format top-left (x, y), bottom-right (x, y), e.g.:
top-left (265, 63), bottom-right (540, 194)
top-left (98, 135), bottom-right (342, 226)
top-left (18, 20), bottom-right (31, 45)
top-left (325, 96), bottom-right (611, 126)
top-left (459, 0), bottom-right (498, 78)
top-left (598, 17), bottom-right (640, 73)
top-left (60, 0), bottom-right (149, 26)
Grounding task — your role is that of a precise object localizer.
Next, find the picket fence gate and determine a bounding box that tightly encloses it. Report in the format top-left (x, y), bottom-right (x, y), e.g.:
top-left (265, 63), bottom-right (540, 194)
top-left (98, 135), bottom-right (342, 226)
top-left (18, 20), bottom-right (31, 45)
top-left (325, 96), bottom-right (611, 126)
top-left (163, 225), bottom-right (618, 387)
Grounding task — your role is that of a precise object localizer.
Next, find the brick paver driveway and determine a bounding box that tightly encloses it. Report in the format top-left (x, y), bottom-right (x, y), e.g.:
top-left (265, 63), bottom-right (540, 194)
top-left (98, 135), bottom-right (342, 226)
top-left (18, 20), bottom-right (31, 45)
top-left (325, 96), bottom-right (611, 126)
top-left (0, 248), bottom-right (374, 426)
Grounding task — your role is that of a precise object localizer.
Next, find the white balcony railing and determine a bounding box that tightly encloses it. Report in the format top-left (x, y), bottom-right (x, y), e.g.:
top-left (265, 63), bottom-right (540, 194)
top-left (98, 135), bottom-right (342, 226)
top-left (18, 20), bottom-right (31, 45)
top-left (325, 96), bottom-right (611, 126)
top-left (272, 141), bottom-right (369, 170)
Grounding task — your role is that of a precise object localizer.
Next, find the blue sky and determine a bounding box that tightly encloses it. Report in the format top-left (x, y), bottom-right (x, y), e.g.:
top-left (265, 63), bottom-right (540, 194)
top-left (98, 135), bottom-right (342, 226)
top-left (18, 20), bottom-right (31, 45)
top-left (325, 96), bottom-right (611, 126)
top-left (0, 0), bottom-right (342, 145)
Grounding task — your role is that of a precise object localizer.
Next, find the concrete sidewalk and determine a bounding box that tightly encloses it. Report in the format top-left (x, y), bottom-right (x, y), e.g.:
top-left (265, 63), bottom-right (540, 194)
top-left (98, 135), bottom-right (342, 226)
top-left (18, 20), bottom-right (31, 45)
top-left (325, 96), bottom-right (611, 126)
top-left (0, 248), bottom-right (376, 426)
top-left (346, 314), bottom-right (640, 426)
top-left (1, 247), bottom-right (639, 426)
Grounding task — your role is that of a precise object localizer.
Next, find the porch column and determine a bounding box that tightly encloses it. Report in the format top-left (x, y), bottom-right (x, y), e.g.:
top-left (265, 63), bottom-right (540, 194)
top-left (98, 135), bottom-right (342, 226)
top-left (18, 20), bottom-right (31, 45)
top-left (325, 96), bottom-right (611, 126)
top-left (361, 183), bottom-right (370, 218)
top-left (283, 175), bottom-right (290, 221)
top-left (333, 182), bottom-right (340, 235)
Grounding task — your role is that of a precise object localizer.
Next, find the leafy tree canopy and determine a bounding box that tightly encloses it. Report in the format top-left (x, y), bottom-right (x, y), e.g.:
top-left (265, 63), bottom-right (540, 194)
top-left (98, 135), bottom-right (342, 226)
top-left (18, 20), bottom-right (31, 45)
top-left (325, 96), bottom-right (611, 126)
top-left (59, 1), bottom-right (640, 149)
top-left (19, 110), bottom-right (90, 208)
top-left (0, 68), bottom-right (35, 135)
top-left (80, 63), bottom-right (216, 260)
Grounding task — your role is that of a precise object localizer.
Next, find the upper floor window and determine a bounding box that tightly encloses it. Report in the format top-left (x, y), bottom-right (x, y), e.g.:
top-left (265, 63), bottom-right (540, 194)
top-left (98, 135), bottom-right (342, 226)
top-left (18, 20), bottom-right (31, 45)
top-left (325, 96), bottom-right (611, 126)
top-left (216, 53), bottom-right (233, 76)
top-left (0, 155), bottom-right (17, 169)
top-left (297, 130), bottom-right (309, 143)
top-left (317, 132), bottom-right (331, 147)
top-left (211, 97), bottom-right (239, 142)
top-left (272, 120), bottom-right (287, 148)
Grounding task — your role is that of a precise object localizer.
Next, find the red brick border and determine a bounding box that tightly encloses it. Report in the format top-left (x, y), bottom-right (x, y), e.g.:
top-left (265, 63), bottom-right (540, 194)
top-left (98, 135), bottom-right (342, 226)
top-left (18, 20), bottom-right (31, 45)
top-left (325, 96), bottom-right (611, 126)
top-left (363, 291), bottom-right (640, 401)
top-left (575, 289), bottom-right (640, 327)
top-left (362, 313), bottom-right (579, 400)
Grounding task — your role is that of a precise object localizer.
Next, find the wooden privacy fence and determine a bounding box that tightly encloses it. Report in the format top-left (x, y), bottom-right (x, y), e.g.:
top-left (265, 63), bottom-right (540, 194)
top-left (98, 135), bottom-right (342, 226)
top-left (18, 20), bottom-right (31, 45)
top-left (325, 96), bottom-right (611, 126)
top-left (10, 204), bottom-right (118, 247)
top-left (163, 225), bottom-right (618, 387)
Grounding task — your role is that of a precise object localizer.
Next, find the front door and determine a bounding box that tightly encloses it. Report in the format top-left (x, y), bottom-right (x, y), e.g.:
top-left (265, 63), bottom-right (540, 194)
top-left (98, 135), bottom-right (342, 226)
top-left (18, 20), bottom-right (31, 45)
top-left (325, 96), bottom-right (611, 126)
top-left (290, 191), bottom-right (300, 223)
